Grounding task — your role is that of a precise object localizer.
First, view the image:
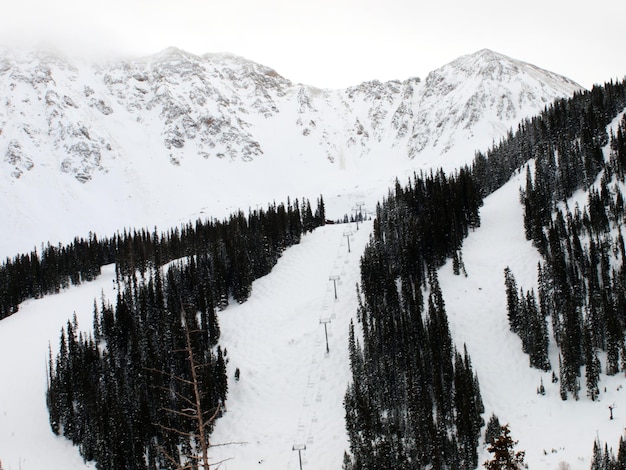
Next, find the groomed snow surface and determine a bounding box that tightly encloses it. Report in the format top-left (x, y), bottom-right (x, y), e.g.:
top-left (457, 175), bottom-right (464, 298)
top-left (2, 175), bottom-right (626, 469)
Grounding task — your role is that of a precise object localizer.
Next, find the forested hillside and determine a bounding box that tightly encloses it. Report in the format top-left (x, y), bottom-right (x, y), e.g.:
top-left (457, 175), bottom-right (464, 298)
top-left (40, 77), bottom-right (626, 469)
top-left (2, 60), bottom-right (626, 468)
top-left (343, 78), bottom-right (626, 469)
top-left (0, 197), bottom-right (325, 320)
top-left (476, 78), bottom-right (626, 401)
top-left (344, 169), bottom-right (484, 469)
top-left (41, 197), bottom-right (325, 469)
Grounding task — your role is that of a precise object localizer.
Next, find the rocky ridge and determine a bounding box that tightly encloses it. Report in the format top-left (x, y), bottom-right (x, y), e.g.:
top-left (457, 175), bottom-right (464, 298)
top-left (0, 47), bottom-right (583, 256)
top-left (0, 48), bottom-right (581, 183)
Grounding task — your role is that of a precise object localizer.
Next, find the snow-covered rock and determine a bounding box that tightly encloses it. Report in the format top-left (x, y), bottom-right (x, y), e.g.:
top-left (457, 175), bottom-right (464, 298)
top-left (0, 48), bottom-right (582, 257)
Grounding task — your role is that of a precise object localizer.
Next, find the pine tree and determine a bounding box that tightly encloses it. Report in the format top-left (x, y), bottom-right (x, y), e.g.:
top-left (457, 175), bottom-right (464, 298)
top-left (603, 443), bottom-right (614, 470)
top-left (583, 320), bottom-right (601, 401)
top-left (315, 194), bottom-right (326, 227)
top-left (342, 451), bottom-right (354, 470)
top-left (591, 437), bottom-right (603, 470)
top-left (483, 424), bottom-right (526, 470)
top-left (453, 251), bottom-right (461, 276)
top-left (559, 355), bottom-right (568, 400)
top-left (504, 268), bottom-right (520, 333)
top-left (485, 413), bottom-right (502, 445)
top-left (617, 434), bottom-right (626, 470)
top-left (527, 289), bottom-right (551, 371)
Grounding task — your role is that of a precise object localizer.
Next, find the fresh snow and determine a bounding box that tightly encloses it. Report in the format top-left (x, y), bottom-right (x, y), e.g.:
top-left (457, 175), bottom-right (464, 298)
top-left (0, 265), bottom-right (116, 470)
top-left (0, 48), bottom-right (581, 259)
top-left (0, 48), bottom-right (616, 470)
top-left (3, 172), bottom-right (626, 469)
top-left (0, 222), bottom-right (369, 470)
top-left (439, 171), bottom-right (626, 469)
top-left (209, 222), bottom-right (370, 469)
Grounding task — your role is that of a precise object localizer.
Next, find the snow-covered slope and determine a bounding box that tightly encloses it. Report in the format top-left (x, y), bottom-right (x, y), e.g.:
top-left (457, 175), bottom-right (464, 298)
top-left (0, 221), bottom-right (369, 470)
top-left (4, 175), bottom-right (626, 470)
top-left (0, 47), bottom-right (601, 470)
top-left (439, 172), bottom-right (626, 470)
top-left (408, 49), bottom-right (582, 161)
top-left (0, 48), bottom-right (581, 258)
top-left (209, 222), bottom-right (371, 469)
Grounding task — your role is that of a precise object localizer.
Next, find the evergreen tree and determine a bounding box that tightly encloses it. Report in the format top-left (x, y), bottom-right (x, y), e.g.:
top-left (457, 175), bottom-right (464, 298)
top-left (618, 435), bottom-right (626, 470)
top-left (583, 319), bottom-right (601, 401)
top-left (504, 268), bottom-right (520, 333)
top-left (44, 195), bottom-right (317, 469)
top-left (485, 413), bottom-right (502, 446)
top-left (559, 355), bottom-right (568, 401)
top-left (526, 289), bottom-right (551, 371)
top-left (483, 424), bottom-right (526, 470)
top-left (315, 194), bottom-right (326, 226)
top-left (344, 168), bottom-right (484, 467)
top-left (591, 437), bottom-right (603, 470)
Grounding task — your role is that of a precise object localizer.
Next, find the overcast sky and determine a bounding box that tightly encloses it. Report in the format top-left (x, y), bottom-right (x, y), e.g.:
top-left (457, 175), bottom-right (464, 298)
top-left (1, 0), bottom-right (624, 89)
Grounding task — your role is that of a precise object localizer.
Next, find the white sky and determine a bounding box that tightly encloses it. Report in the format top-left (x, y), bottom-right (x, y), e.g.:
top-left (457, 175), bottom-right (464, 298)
top-left (0, 0), bottom-right (624, 89)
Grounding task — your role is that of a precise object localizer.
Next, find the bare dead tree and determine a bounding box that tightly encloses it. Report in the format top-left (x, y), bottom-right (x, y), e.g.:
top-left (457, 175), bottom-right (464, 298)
top-left (148, 307), bottom-right (227, 470)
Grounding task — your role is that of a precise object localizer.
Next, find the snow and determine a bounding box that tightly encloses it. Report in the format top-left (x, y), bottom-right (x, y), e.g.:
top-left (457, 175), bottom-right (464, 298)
top-left (0, 222), bottom-right (369, 470)
top-left (439, 170), bottom-right (626, 470)
top-left (0, 48), bottom-right (581, 259)
top-left (0, 266), bottom-right (117, 470)
top-left (0, 48), bottom-right (612, 470)
top-left (209, 223), bottom-right (369, 469)
top-left (4, 172), bottom-right (626, 469)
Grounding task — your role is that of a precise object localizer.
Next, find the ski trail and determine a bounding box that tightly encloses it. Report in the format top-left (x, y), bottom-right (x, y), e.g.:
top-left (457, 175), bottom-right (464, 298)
top-left (211, 222), bottom-right (371, 469)
top-left (0, 223), bottom-right (370, 470)
top-left (439, 173), bottom-right (626, 470)
top-left (0, 266), bottom-right (117, 470)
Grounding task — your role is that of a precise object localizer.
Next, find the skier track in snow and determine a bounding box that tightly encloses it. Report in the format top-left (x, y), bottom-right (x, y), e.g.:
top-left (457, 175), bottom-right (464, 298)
top-left (210, 222), bottom-right (371, 469)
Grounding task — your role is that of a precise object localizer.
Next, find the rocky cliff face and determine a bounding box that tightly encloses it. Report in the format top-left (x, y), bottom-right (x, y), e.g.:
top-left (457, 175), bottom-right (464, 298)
top-left (0, 47), bottom-right (582, 256)
top-left (405, 49), bottom-right (582, 157)
top-left (0, 47), bottom-right (581, 182)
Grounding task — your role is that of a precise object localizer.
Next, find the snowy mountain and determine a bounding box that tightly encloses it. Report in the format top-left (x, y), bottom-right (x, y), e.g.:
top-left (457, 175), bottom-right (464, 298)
top-left (406, 49), bottom-right (582, 158)
top-left (0, 48), bottom-right (581, 258)
top-left (0, 46), bottom-right (623, 470)
top-left (3, 172), bottom-right (626, 470)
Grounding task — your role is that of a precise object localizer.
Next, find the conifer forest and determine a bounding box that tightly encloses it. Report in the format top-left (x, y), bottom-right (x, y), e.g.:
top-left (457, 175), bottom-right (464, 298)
top-left (3, 76), bottom-right (626, 469)
top-left (2, 198), bottom-right (325, 469)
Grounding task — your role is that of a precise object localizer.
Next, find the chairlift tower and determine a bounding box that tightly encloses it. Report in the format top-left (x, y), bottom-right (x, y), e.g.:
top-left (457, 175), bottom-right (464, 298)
top-left (320, 318), bottom-right (331, 353)
top-left (329, 275), bottom-right (340, 300)
top-left (293, 444), bottom-right (306, 470)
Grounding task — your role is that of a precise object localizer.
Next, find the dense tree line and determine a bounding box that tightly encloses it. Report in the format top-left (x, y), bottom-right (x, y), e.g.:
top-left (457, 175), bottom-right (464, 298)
top-left (503, 266), bottom-right (551, 372)
top-left (344, 78), bottom-right (626, 468)
top-left (0, 196), bottom-right (325, 320)
top-left (45, 196), bottom-right (325, 469)
top-left (504, 109), bottom-right (626, 403)
top-left (344, 169), bottom-right (484, 469)
top-left (47, 280), bottom-right (227, 470)
top-left (458, 77), bottom-right (626, 404)
top-left (468, 79), bottom-right (626, 465)
top-left (471, 79), bottom-right (626, 198)
top-left (590, 434), bottom-right (626, 470)
top-left (0, 234), bottom-right (108, 319)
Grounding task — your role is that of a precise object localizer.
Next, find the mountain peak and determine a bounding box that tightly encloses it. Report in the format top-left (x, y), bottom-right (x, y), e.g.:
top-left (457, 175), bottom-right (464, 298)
top-left (409, 49), bottom-right (583, 159)
top-left (446, 49), bottom-right (527, 77)
top-left (0, 46), bottom-right (584, 256)
top-left (472, 48), bottom-right (506, 59)
top-left (444, 49), bottom-right (582, 88)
